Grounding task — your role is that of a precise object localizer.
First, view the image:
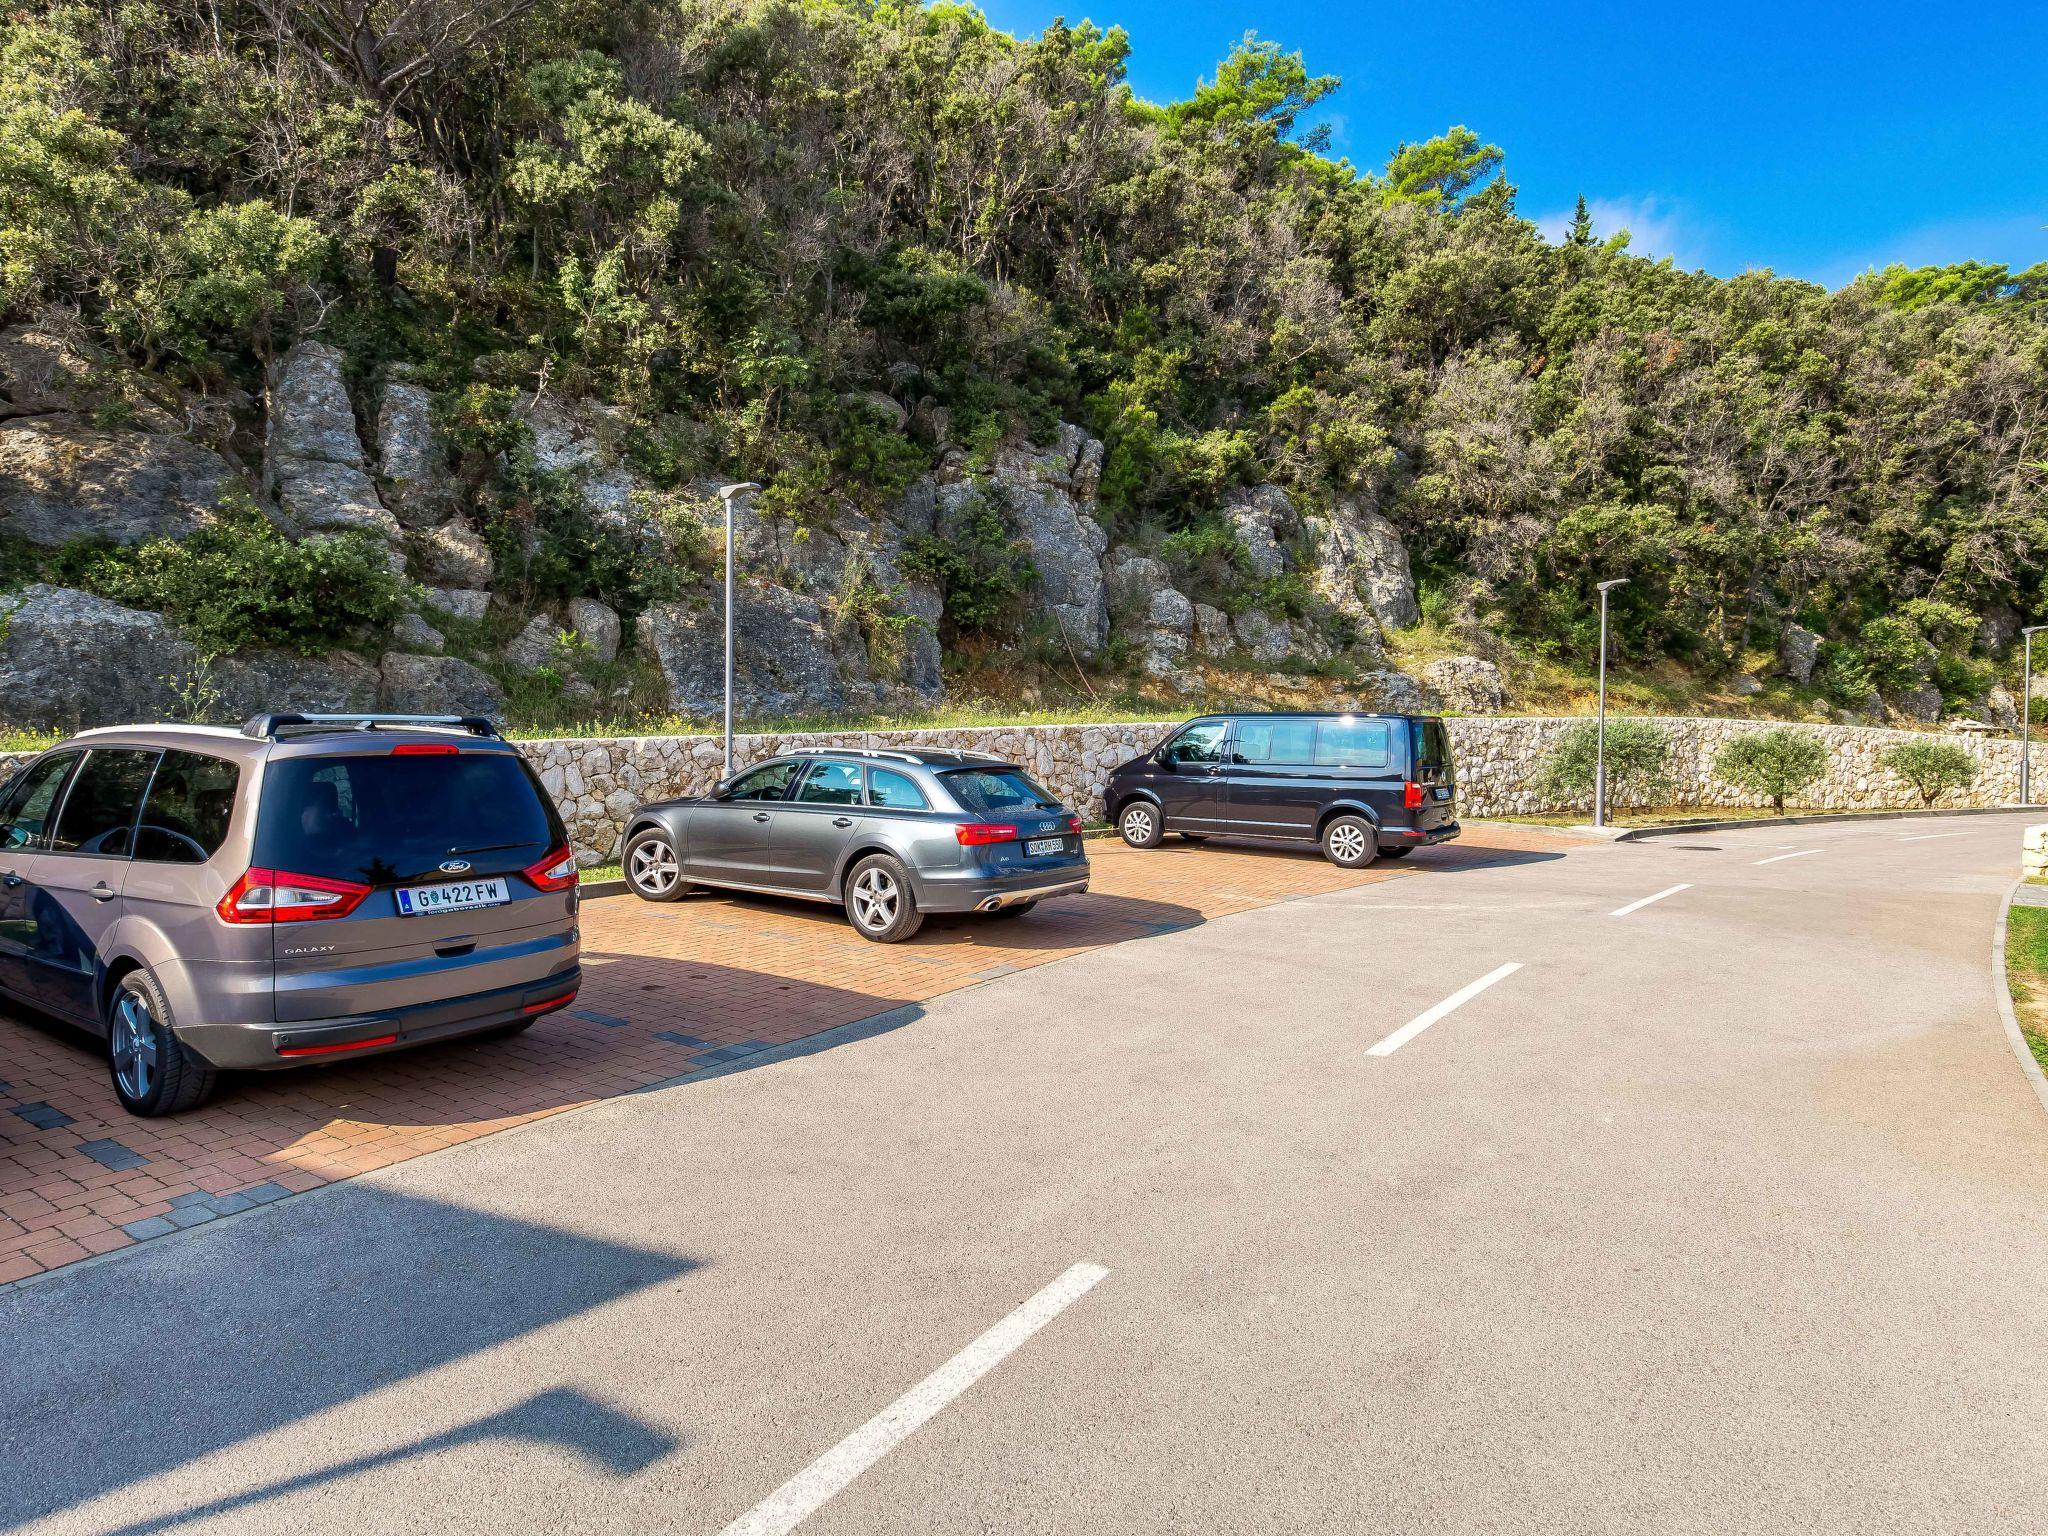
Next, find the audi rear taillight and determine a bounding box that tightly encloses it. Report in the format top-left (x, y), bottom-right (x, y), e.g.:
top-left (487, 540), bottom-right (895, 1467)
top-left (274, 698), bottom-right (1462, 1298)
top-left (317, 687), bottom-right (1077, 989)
top-left (524, 845), bottom-right (579, 892)
top-left (1064, 815), bottom-right (1083, 835)
top-left (216, 868), bottom-right (371, 924)
top-left (956, 823), bottom-right (1019, 847)
top-left (1403, 781), bottom-right (1425, 809)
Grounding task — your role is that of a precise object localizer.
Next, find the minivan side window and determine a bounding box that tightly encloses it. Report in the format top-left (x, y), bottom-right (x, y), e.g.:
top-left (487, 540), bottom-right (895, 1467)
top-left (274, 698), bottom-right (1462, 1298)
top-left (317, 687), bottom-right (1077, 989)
top-left (0, 752), bottom-right (80, 852)
top-left (1161, 722), bottom-right (1228, 766)
top-left (1314, 719), bottom-right (1394, 771)
top-left (47, 749), bottom-right (159, 856)
top-left (1233, 719), bottom-right (1315, 765)
top-left (135, 751), bottom-right (241, 864)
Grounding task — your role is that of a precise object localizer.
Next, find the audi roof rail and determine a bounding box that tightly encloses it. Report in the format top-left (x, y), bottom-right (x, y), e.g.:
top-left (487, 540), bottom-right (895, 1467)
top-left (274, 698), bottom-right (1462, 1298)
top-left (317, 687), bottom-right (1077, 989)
top-left (784, 745), bottom-right (927, 764)
top-left (241, 713), bottom-right (502, 740)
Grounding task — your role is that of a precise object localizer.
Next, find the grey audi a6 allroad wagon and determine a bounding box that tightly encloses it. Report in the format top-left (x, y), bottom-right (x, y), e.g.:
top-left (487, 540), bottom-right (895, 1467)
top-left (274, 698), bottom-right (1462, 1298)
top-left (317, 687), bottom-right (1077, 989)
top-left (0, 714), bottom-right (582, 1116)
top-left (619, 747), bottom-right (1089, 942)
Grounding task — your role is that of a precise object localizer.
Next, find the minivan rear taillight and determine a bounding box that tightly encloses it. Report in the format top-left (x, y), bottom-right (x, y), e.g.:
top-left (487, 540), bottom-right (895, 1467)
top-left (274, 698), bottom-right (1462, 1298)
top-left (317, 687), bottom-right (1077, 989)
top-left (1403, 781), bottom-right (1425, 810)
top-left (524, 846), bottom-right (579, 892)
top-left (956, 823), bottom-right (1019, 847)
top-left (217, 868), bottom-right (372, 924)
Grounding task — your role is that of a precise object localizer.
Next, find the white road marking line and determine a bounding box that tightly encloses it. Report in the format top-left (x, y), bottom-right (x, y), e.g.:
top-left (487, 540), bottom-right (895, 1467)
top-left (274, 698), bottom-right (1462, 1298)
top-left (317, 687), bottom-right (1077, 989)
top-left (1901, 831), bottom-right (1966, 842)
top-left (1366, 963), bottom-right (1522, 1058)
top-left (1753, 849), bottom-right (1820, 866)
top-left (1610, 883), bottom-right (1691, 917)
top-left (718, 1262), bottom-right (1110, 1536)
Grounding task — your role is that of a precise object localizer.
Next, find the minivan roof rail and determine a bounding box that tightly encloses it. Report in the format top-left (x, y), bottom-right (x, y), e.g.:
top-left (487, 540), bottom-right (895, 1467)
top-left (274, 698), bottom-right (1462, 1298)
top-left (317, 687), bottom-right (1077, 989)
top-left (785, 745), bottom-right (926, 765)
top-left (242, 713), bottom-right (501, 740)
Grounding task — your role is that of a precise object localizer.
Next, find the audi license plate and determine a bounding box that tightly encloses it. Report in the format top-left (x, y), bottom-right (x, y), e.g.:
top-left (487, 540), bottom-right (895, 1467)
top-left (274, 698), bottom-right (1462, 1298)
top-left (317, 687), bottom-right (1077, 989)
top-left (395, 877), bottom-right (510, 917)
top-left (1024, 837), bottom-right (1066, 857)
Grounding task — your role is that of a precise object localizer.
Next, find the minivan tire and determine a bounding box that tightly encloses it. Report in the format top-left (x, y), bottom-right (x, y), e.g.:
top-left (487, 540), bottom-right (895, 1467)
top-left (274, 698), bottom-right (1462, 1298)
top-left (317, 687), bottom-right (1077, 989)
top-left (1321, 814), bottom-right (1378, 869)
top-left (1118, 801), bottom-right (1165, 849)
top-left (108, 968), bottom-right (217, 1118)
top-left (846, 853), bottom-right (924, 943)
top-left (625, 827), bottom-right (689, 902)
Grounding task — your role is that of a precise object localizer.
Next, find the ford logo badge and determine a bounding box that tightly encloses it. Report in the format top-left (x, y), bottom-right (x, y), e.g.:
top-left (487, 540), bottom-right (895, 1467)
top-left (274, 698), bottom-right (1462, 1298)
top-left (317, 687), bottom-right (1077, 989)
top-left (439, 859), bottom-right (472, 875)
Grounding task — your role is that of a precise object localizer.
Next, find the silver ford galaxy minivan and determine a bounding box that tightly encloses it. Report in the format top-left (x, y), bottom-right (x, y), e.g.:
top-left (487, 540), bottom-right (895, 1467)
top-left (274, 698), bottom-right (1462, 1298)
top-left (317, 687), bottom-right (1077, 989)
top-left (0, 714), bottom-right (581, 1116)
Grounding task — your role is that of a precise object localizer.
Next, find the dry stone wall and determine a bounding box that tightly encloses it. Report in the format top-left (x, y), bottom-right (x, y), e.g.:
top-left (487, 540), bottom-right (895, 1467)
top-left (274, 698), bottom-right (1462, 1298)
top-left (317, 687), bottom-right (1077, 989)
top-left (0, 715), bottom-right (2029, 864)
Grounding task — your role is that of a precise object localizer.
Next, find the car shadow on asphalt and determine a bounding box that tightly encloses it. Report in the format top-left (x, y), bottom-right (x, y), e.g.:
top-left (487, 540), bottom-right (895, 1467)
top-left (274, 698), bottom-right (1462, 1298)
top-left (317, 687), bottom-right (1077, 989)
top-left (0, 1187), bottom-right (693, 1529)
top-left (1115, 836), bottom-right (1568, 874)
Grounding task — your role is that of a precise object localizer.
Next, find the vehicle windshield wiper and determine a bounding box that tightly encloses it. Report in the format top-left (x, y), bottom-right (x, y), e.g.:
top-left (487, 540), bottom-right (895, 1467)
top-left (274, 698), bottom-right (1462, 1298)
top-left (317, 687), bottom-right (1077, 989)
top-left (447, 841), bottom-right (527, 855)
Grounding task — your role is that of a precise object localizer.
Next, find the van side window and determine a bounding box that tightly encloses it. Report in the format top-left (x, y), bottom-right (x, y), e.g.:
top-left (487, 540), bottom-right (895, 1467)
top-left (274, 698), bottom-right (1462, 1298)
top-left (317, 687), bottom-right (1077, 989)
top-left (0, 752), bottom-right (81, 852)
top-left (1314, 719), bottom-right (1393, 770)
top-left (1161, 722), bottom-right (1228, 766)
top-left (135, 751), bottom-right (241, 864)
top-left (1233, 719), bottom-right (1315, 765)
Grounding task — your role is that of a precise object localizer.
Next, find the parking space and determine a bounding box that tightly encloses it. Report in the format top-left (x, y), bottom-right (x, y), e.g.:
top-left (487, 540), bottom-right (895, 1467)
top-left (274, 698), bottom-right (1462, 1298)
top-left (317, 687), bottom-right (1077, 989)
top-left (0, 826), bottom-right (1568, 1287)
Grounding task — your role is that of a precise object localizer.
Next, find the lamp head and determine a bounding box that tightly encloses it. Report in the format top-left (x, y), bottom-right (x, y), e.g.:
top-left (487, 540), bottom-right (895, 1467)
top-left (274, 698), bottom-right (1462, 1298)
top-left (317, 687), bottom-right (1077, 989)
top-left (717, 481), bottom-right (763, 501)
top-left (1596, 578), bottom-right (1629, 594)
top-left (2025, 625), bottom-right (2048, 637)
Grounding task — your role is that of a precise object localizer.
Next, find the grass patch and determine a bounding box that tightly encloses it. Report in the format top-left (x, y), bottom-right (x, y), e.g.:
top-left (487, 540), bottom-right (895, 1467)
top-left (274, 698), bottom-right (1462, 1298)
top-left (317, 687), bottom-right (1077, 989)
top-left (500, 698), bottom-right (1178, 741)
top-left (580, 863), bottom-right (622, 885)
top-left (0, 729), bottom-right (62, 755)
top-left (2006, 904), bottom-right (2048, 1074)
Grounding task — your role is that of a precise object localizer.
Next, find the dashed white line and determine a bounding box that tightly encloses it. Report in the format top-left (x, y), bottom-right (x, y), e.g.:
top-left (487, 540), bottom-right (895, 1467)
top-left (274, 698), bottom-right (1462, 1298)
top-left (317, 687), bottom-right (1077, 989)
top-left (1901, 831), bottom-right (1967, 842)
top-left (1366, 963), bottom-right (1523, 1057)
top-left (718, 1262), bottom-right (1110, 1536)
top-left (1610, 883), bottom-right (1691, 917)
top-left (1753, 849), bottom-right (1820, 866)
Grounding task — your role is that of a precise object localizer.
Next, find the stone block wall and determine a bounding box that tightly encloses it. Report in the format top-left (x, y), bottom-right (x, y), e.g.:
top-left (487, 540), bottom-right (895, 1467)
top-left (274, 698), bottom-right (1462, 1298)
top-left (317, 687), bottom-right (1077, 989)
top-left (0, 715), bottom-right (2030, 864)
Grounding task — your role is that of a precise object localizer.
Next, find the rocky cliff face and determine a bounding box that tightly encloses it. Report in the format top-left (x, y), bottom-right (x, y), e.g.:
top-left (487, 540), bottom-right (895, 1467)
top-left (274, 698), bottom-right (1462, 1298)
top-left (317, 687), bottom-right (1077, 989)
top-left (0, 330), bottom-right (1449, 729)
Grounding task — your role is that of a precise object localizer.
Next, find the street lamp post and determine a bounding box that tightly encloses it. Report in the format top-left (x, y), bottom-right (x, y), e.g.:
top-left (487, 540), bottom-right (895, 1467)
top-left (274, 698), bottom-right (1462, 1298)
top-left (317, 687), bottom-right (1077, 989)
top-left (2024, 625), bottom-right (2047, 805)
top-left (1594, 579), bottom-right (1628, 828)
top-left (717, 481), bottom-right (763, 779)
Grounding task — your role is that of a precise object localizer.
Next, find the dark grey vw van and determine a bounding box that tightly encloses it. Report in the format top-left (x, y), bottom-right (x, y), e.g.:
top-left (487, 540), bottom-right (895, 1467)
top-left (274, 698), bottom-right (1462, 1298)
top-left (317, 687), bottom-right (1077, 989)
top-left (1105, 712), bottom-right (1460, 866)
top-left (0, 715), bottom-right (581, 1116)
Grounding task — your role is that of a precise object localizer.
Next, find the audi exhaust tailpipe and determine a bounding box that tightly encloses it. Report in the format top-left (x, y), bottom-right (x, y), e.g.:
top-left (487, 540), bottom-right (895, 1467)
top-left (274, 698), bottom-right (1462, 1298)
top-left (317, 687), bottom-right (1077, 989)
top-left (977, 896), bottom-right (1004, 912)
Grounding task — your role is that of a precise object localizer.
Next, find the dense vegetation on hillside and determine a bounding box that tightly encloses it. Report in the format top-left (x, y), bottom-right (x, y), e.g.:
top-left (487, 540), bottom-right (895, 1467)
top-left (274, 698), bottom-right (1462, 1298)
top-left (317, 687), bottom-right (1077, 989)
top-left (5, 0), bottom-right (2045, 709)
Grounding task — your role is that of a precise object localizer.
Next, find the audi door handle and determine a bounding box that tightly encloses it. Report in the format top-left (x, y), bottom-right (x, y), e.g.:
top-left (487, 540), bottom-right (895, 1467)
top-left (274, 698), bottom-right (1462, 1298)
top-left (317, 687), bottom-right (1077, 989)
top-left (90, 883), bottom-right (116, 902)
top-left (752, 812), bottom-right (771, 822)
top-left (832, 817), bottom-right (854, 828)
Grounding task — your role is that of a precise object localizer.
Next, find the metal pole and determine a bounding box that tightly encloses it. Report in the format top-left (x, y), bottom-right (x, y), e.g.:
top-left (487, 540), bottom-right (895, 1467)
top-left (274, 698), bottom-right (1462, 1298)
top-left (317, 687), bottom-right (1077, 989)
top-left (2025, 630), bottom-right (2036, 806)
top-left (715, 483), bottom-right (761, 781)
top-left (1595, 588), bottom-right (1610, 828)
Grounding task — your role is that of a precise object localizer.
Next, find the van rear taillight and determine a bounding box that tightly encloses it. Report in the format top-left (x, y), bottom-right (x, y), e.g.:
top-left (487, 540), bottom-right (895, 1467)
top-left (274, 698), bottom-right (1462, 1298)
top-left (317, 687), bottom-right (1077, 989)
top-left (217, 868), bottom-right (372, 924)
top-left (1403, 781), bottom-right (1425, 810)
top-left (523, 846), bottom-right (579, 892)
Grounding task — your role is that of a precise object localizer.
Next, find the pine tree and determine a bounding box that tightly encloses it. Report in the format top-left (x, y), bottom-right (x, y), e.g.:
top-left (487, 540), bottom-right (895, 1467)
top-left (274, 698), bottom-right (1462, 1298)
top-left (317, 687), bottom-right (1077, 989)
top-left (1567, 193), bottom-right (1594, 247)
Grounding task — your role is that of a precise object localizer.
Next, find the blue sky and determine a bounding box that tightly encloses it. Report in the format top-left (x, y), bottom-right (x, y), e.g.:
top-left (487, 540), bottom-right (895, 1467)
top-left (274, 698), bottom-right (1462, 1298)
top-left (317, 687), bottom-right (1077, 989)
top-left (975, 0), bottom-right (2048, 288)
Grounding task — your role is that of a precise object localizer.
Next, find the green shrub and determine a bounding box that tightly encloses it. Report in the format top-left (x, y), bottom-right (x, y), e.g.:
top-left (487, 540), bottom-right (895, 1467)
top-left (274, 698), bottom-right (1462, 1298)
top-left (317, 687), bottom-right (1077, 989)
top-left (1878, 739), bottom-right (1979, 806)
top-left (1714, 728), bottom-right (1828, 814)
top-left (82, 505), bottom-right (410, 654)
top-left (1533, 718), bottom-right (1672, 810)
top-left (901, 493), bottom-right (1036, 642)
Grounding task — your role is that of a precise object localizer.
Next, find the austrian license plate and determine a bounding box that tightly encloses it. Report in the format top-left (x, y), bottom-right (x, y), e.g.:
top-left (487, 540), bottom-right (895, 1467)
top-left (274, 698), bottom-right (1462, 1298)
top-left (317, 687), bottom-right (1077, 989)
top-left (395, 877), bottom-right (510, 917)
top-left (1433, 787), bottom-right (1453, 801)
top-left (1024, 837), bottom-right (1066, 857)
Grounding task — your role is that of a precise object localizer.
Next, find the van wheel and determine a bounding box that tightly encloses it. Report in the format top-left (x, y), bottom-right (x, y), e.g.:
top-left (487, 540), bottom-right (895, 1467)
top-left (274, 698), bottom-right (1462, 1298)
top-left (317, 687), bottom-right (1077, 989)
top-left (846, 854), bottom-right (924, 943)
top-left (625, 827), bottom-right (689, 902)
top-left (108, 969), bottom-right (216, 1118)
top-left (1321, 815), bottom-right (1378, 869)
top-left (1118, 802), bottom-right (1164, 849)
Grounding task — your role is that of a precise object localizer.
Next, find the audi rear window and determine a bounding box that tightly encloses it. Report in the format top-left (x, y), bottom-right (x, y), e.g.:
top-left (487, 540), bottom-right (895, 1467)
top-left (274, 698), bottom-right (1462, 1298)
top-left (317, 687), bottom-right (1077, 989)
top-left (254, 751), bottom-right (565, 886)
top-left (942, 768), bottom-right (1061, 815)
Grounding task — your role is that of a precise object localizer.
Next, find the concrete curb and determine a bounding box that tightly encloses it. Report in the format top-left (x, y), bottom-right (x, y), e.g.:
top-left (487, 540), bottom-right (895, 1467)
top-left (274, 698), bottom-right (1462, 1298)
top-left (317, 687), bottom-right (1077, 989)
top-left (1991, 877), bottom-right (2048, 1123)
top-left (1612, 805), bottom-right (2035, 841)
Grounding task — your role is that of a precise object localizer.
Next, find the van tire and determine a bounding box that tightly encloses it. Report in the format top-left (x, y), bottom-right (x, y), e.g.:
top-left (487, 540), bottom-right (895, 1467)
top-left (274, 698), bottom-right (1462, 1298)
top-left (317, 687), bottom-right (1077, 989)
top-left (1321, 815), bottom-right (1378, 869)
top-left (108, 969), bottom-right (217, 1118)
top-left (1118, 801), bottom-right (1165, 849)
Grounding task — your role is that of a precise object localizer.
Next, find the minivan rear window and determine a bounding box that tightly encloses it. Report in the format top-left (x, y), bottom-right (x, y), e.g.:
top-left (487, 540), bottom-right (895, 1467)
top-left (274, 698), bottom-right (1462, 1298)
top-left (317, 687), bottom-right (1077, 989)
top-left (1412, 718), bottom-right (1452, 774)
top-left (254, 751), bottom-right (566, 886)
top-left (943, 768), bottom-right (1060, 815)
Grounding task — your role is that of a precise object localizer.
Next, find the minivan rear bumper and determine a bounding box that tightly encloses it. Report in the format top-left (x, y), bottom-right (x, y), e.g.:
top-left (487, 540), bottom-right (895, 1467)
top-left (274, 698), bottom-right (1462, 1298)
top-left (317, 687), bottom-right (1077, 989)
top-left (179, 966), bottom-right (582, 1071)
top-left (1386, 819), bottom-right (1461, 848)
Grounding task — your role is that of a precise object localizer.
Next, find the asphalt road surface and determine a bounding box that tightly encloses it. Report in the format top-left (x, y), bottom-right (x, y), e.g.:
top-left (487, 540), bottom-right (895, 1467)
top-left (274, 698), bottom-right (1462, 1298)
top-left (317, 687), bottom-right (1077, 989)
top-left (6, 813), bottom-right (2047, 1534)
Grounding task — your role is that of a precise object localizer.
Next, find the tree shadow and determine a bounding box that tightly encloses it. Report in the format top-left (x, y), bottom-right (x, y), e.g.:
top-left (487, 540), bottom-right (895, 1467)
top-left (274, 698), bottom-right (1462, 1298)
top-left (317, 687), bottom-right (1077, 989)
top-left (0, 1185), bottom-right (695, 1528)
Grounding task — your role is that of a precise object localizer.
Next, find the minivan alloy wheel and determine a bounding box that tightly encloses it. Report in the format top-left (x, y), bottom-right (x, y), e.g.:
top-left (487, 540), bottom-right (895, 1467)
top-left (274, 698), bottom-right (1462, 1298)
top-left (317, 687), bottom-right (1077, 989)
top-left (1119, 803), bottom-right (1163, 848)
top-left (111, 991), bottom-right (158, 1101)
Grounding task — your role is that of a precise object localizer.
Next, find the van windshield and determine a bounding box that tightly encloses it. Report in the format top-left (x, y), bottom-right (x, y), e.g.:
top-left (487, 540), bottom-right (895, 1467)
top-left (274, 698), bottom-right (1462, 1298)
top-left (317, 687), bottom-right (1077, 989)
top-left (254, 752), bottom-right (565, 886)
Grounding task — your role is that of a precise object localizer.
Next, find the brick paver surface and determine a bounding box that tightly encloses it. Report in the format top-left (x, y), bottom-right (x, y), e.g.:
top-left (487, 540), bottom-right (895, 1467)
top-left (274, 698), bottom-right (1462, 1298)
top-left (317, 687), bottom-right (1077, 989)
top-left (0, 826), bottom-right (1568, 1286)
